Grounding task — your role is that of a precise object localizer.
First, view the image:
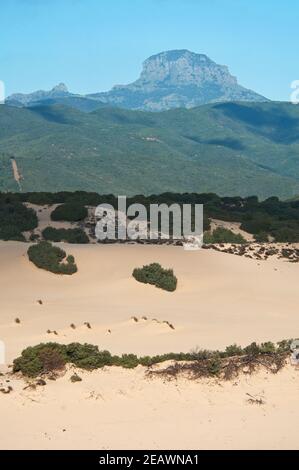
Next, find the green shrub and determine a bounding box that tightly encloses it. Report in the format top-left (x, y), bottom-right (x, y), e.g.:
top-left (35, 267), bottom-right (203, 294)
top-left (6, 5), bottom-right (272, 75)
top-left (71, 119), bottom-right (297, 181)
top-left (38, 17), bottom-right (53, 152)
top-left (273, 227), bottom-right (299, 243)
top-left (254, 231), bottom-right (269, 242)
top-left (225, 344), bottom-right (243, 357)
top-left (27, 241), bottom-right (77, 275)
top-left (0, 227), bottom-right (26, 241)
top-left (42, 226), bottom-right (89, 244)
top-left (51, 203), bottom-right (88, 222)
top-left (65, 343), bottom-right (113, 369)
top-left (204, 227), bottom-right (246, 244)
top-left (276, 339), bottom-right (294, 353)
top-left (0, 198), bottom-right (37, 241)
top-left (243, 342), bottom-right (261, 356)
top-left (207, 358), bottom-right (222, 375)
top-left (118, 354), bottom-right (139, 369)
top-left (259, 342), bottom-right (276, 354)
top-left (133, 263), bottom-right (177, 292)
top-left (13, 343), bottom-right (67, 377)
top-left (240, 213), bottom-right (273, 235)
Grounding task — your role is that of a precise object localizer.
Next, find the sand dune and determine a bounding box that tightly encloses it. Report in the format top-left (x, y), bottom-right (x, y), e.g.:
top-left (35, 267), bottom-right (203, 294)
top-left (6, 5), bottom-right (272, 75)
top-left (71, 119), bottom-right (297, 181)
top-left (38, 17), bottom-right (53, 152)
top-left (1, 242), bottom-right (299, 363)
top-left (1, 363), bottom-right (299, 450)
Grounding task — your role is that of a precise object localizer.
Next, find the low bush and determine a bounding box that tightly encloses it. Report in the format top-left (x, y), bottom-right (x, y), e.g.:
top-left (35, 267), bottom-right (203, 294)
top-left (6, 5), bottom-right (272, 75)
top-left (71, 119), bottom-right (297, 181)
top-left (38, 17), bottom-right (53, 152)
top-left (204, 227), bottom-right (246, 244)
top-left (27, 241), bottom-right (77, 275)
top-left (42, 227), bottom-right (89, 244)
top-left (132, 263), bottom-right (177, 292)
top-left (13, 343), bottom-right (67, 377)
top-left (272, 227), bottom-right (299, 243)
top-left (254, 231), bottom-right (269, 242)
top-left (51, 203), bottom-right (88, 222)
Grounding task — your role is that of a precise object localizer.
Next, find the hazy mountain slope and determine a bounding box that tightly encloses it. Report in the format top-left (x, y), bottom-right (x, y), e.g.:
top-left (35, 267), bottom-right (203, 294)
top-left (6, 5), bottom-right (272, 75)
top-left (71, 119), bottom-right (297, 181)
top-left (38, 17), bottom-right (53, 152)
top-left (0, 102), bottom-right (299, 198)
top-left (6, 83), bottom-right (106, 113)
top-left (8, 83), bottom-right (71, 106)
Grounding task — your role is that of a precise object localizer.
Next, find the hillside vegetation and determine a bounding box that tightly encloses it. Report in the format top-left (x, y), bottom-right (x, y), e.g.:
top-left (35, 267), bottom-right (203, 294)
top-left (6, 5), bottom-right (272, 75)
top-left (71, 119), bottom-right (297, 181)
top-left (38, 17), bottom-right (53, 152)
top-left (1, 102), bottom-right (299, 198)
top-left (2, 191), bottom-right (299, 243)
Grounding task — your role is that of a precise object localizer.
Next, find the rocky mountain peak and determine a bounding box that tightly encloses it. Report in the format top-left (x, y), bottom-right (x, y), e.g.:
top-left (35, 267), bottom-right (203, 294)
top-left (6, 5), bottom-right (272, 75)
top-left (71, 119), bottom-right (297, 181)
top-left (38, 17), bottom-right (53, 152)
top-left (137, 49), bottom-right (237, 88)
top-left (51, 82), bottom-right (69, 94)
top-left (95, 50), bottom-right (267, 111)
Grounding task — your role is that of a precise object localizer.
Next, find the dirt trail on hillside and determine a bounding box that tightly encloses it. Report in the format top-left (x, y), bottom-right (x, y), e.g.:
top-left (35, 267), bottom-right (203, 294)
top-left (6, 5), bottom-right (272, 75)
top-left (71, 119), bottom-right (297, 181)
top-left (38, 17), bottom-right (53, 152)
top-left (10, 158), bottom-right (22, 190)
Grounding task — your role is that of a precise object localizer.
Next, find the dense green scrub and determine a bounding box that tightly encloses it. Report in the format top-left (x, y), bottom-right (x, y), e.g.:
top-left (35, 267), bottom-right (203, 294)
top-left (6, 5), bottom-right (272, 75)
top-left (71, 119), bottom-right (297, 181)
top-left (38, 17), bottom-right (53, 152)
top-left (50, 203), bottom-right (88, 222)
top-left (203, 227), bottom-right (246, 244)
top-left (27, 241), bottom-right (77, 275)
top-left (133, 263), bottom-right (177, 292)
top-left (3, 191), bottom-right (299, 242)
top-left (0, 195), bottom-right (37, 240)
top-left (13, 339), bottom-right (293, 378)
top-left (42, 226), bottom-right (89, 243)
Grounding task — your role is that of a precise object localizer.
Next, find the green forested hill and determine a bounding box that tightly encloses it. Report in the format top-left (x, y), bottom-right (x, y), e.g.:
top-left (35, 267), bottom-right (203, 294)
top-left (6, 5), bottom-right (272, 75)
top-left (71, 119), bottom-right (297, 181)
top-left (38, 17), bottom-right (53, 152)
top-left (1, 101), bottom-right (299, 198)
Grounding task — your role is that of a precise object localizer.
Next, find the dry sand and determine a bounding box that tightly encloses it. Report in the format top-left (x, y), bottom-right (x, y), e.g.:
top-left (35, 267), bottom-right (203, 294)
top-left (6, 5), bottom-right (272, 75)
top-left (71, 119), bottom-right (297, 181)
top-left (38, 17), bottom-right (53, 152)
top-left (0, 241), bottom-right (299, 449)
top-left (210, 218), bottom-right (255, 242)
top-left (1, 364), bottom-right (298, 450)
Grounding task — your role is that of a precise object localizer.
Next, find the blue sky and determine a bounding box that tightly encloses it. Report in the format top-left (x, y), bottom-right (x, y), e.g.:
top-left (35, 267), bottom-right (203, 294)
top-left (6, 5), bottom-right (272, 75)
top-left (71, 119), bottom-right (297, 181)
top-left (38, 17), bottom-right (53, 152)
top-left (1, 0), bottom-right (298, 100)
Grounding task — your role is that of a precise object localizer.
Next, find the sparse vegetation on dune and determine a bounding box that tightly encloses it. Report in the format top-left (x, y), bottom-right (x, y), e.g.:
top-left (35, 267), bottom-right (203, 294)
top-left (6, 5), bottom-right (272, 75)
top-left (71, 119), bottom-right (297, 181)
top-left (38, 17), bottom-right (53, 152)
top-left (133, 263), bottom-right (177, 292)
top-left (42, 226), bottom-right (89, 244)
top-left (204, 227), bottom-right (246, 244)
top-left (12, 339), bottom-right (295, 379)
top-left (27, 241), bottom-right (77, 275)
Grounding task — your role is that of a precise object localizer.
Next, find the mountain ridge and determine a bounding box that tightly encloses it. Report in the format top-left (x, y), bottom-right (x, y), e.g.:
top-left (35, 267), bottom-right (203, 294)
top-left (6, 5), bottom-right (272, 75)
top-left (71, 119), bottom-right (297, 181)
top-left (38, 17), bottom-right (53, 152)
top-left (6, 50), bottom-right (268, 112)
